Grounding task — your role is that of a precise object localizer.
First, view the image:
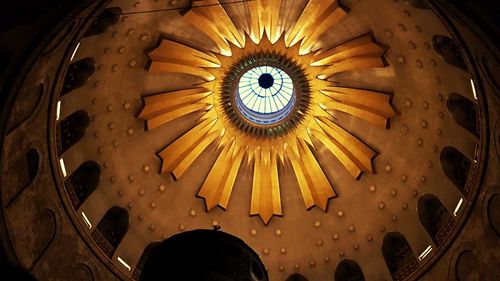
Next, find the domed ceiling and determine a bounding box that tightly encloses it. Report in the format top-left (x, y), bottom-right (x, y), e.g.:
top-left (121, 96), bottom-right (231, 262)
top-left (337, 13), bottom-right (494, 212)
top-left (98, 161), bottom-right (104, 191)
top-left (4, 0), bottom-right (491, 280)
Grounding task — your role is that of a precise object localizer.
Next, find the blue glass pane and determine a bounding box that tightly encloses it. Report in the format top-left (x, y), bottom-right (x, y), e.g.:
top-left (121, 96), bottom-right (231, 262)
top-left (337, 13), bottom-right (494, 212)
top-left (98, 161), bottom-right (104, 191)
top-left (238, 66), bottom-right (294, 114)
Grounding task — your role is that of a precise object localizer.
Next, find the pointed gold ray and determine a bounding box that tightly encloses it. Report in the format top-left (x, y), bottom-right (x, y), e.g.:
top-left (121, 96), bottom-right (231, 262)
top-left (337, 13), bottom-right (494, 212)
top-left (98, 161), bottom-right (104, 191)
top-left (146, 103), bottom-right (213, 130)
top-left (300, 7), bottom-right (347, 54)
top-left (139, 88), bottom-right (212, 120)
top-left (198, 139), bottom-right (245, 210)
top-left (149, 61), bottom-right (216, 81)
top-left (158, 117), bottom-right (217, 174)
top-left (319, 86), bottom-right (395, 127)
top-left (314, 116), bottom-right (376, 176)
top-left (321, 87), bottom-right (396, 118)
top-left (285, 0), bottom-right (344, 51)
top-left (317, 57), bottom-right (385, 79)
top-left (250, 147), bottom-right (282, 224)
top-left (185, 0), bottom-right (245, 55)
top-left (246, 0), bottom-right (264, 44)
top-left (311, 40), bottom-right (385, 66)
top-left (286, 138), bottom-right (336, 210)
top-left (259, 0), bottom-right (283, 44)
top-left (148, 39), bottom-right (220, 67)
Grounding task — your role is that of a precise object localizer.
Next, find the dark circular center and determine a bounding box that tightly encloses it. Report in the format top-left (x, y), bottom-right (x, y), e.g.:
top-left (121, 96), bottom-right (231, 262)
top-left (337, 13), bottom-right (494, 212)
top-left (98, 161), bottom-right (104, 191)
top-left (258, 73), bottom-right (274, 89)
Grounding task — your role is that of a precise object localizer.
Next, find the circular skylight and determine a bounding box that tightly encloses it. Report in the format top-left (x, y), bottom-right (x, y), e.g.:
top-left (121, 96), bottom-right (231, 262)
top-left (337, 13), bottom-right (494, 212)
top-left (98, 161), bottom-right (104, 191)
top-left (236, 66), bottom-right (295, 125)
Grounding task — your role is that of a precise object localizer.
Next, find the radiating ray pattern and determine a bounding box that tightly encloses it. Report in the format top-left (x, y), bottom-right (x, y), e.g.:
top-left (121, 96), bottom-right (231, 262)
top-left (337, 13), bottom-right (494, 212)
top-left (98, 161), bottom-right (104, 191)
top-left (139, 0), bottom-right (396, 224)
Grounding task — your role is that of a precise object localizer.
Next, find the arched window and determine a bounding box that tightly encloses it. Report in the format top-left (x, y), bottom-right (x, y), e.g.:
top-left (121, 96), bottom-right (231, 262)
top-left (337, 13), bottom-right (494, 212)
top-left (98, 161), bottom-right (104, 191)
top-left (432, 35), bottom-right (467, 71)
top-left (65, 161), bottom-right (101, 209)
top-left (382, 232), bottom-right (419, 281)
top-left (335, 259), bottom-right (365, 281)
top-left (84, 7), bottom-right (122, 37)
top-left (57, 110), bottom-right (90, 155)
top-left (286, 273), bottom-right (309, 281)
top-left (133, 242), bottom-right (160, 280)
top-left (447, 93), bottom-right (479, 137)
top-left (61, 58), bottom-right (95, 95)
top-left (4, 148), bottom-right (39, 206)
top-left (92, 207), bottom-right (129, 258)
top-left (440, 147), bottom-right (471, 195)
top-left (418, 194), bottom-right (455, 246)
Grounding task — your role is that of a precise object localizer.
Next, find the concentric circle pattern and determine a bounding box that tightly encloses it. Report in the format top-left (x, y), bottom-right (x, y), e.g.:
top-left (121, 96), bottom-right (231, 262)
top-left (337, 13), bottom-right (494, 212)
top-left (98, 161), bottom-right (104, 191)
top-left (237, 66), bottom-right (295, 125)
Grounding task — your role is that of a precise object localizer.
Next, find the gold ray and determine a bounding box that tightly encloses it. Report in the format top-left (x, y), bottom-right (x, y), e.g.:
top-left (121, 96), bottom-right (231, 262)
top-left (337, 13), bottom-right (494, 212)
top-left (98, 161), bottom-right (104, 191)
top-left (149, 61), bottom-right (216, 81)
top-left (314, 116), bottom-right (376, 176)
top-left (311, 34), bottom-right (382, 66)
top-left (148, 39), bottom-right (220, 67)
top-left (146, 103), bottom-right (213, 130)
top-left (198, 138), bottom-right (245, 210)
top-left (286, 138), bottom-right (336, 210)
top-left (139, 88), bottom-right (212, 120)
top-left (246, 0), bottom-right (264, 44)
top-left (185, 0), bottom-right (245, 55)
top-left (317, 57), bottom-right (385, 79)
top-left (300, 7), bottom-right (347, 54)
top-left (250, 147), bottom-right (282, 224)
top-left (158, 117), bottom-right (217, 175)
top-left (285, 0), bottom-right (345, 53)
top-left (321, 87), bottom-right (396, 118)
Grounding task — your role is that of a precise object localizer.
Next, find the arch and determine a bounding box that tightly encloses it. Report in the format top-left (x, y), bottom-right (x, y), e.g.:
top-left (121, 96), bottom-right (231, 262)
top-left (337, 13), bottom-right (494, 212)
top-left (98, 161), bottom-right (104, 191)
top-left (84, 7), bottom-right (122, 37)
top-left (335, 259), bottom-right (365, 281)
top-left (6, 83), bottom-right (44, 133)
top-left (71, 263), bottom-right (95, 281)
top-left (57, 110), bottom-right (90, 155)
top-left (440, 147), bottom-right (471, 195)
top-left (140, 230), bottom-right (268, 281)
top-left (447, 93), bottom-right (479, 137)
top-left (31, 209), bottom-right (57, 269)
top-left (65, 161), bottom-right (101, 209)
top-left (418, 194), bottom-right (455, 246)
top-left (455, 250), bottom-right (481, 281)
top-left (432, 35), bottom-right (467, 70)
top-left (487, 194), bottom-right (500, 237)
top-left (61, 57), bottom-right (95, 96)
top-left (286, 273), bottom-right (309, 281)
top-left (382, 232), bottom-right (419, 281)
top-left (3, 148), bottom-right (39, 206)
top-left (133, 242), bottom-right (160, 280)
top-left (92, 207), bottom-right (129, 258)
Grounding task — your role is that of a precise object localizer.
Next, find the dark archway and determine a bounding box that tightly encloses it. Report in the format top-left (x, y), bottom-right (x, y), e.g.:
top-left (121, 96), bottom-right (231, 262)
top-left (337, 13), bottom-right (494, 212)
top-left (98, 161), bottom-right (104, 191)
top-left (65, 161), bottom-right (101, 209)
top-left (92, 207), bottom-right (129, 258)
top-left (61, 57), bottom-right (95, 95)
top-left (418, 194), bottom-right (455, 246)
top-left (335, 259), bottom-right (365, 281)
top-left (432, 35), bottom-right (467, 70)
top-left (4, 148), bottom-right (39, 206)
top-left (440, 146), bottom-right (471, 195)
top-left (286, 273), bottom-right (308, 281)
top-left (447, 93), bottom-right (479, 137)
top-left (84, 7), bottom-right (122, 37)
top-left (382, 232), bottom-right (419, 281)
top-left (140, 229), bottom-right (268, 281)
top-left (133, 242), bottom-right (160, 280)
top-left (57, 110), bottom-right (90, 155)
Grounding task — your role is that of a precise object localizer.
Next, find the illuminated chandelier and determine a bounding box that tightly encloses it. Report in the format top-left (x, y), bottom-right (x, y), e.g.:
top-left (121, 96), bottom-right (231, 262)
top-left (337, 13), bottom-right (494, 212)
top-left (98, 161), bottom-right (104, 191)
top-left (139, 0), bottom-right (395, 224)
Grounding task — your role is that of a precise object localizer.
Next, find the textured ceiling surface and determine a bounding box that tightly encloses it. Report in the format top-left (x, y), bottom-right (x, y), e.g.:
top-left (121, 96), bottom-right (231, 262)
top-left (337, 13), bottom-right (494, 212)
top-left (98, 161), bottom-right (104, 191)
top-left (55, 0), bottom-right (479, 280)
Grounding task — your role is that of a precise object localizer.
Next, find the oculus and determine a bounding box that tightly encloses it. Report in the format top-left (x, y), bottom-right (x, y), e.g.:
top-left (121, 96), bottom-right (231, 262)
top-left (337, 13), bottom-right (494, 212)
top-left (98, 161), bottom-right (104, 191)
top-left (139, 0), bottom-right (395, 224)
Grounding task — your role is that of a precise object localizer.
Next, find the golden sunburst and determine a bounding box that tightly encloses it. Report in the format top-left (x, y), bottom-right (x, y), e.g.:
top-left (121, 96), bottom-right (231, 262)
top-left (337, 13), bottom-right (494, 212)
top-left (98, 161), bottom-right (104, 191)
top-left (139, 0), bottom-right (395, 224)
